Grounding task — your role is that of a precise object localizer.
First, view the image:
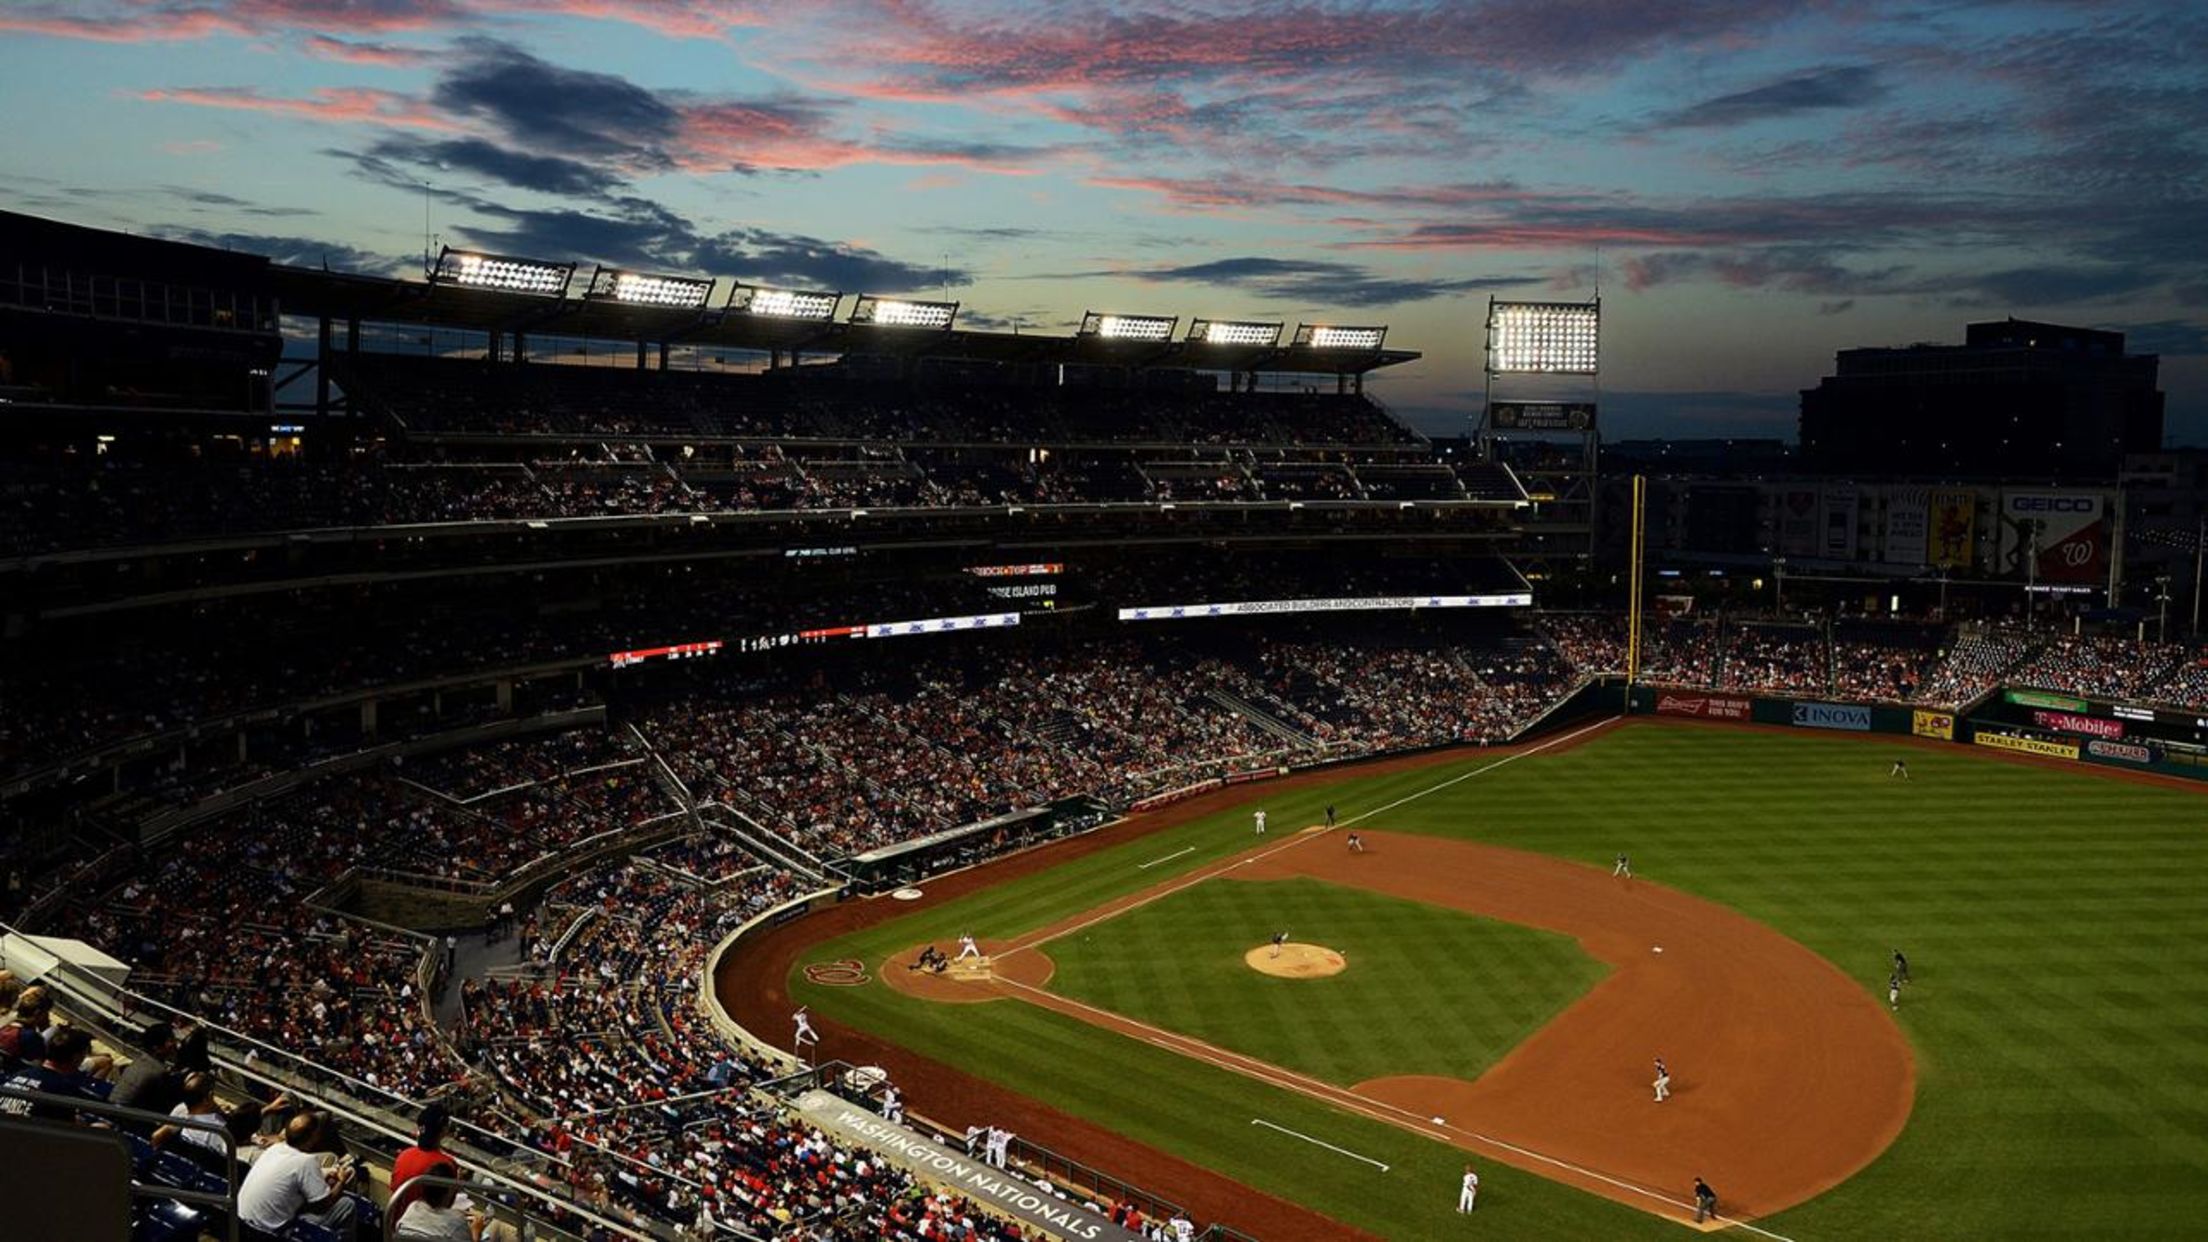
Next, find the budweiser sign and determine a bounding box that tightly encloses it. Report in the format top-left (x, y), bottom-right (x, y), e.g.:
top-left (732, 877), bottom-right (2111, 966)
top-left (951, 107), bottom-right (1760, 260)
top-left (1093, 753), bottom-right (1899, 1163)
top-left (1656, 693), bottom-right (1752, 720)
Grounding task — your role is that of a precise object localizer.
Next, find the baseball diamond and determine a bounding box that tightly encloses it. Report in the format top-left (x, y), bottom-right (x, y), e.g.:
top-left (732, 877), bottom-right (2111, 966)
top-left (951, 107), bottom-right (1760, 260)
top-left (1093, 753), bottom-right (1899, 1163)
top-left (723, 718), bottom-right (2208, 1240)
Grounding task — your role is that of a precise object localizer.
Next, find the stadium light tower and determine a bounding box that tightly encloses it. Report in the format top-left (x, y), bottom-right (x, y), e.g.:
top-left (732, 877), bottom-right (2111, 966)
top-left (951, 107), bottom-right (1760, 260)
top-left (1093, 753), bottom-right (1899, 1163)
top-left (1293, 323), bottom-right (1387, 351)
top-left (1079, 311), bottom-right (1178, 342)
top-left (1186, 318), bottom-right (1282, 347)
top-left (430, 246), bottom-right (573, 297)
top-left (1480, 296), bottom-right (1601, 564)
top-left (851, 295), bottom-right (958, 329)
top-left (728, 282), bottom-right (842, 320)
top-left (583, 266), bottom-right (714, 309)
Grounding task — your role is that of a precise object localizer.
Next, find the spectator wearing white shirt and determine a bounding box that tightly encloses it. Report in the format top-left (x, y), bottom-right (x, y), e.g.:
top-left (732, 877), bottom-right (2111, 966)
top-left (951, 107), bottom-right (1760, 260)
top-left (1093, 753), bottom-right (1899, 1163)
top-left (236, 1111), bottom-right (357, 1241)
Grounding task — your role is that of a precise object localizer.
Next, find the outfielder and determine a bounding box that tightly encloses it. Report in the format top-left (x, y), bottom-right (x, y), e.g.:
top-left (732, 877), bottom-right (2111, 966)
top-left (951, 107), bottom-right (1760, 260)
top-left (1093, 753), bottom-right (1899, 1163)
top-left (1254, 808), bottom-right (1267, 835)
top-left (1889, 972), bottom-right (1901, 1011)
top-left (1613, 852), bottom-right (1632, 878)
top-left (1893, 948), bottom-right (1910, 984)
top-left (956, 933), bottom-right (982, 961)
top-left (1457, 1165), bottom-right (1479, 1213)
top-left (1891, 757), bottom-right (1911, 779)
top-left (1653, 1057), bottom-right (1671, 1102)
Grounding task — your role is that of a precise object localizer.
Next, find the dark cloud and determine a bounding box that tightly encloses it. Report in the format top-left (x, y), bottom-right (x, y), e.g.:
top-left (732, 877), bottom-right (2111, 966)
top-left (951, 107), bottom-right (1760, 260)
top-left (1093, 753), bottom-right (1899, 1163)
top-left (2100, 320), bottom-right (2208, 357)
top-left (364, 136), bottom-right (609, 197)
top-left (1961, 265), bottom-right (2163, 306)
top-left (155, 226), bottom-right (398, 273)
top-left (1817, 299), bottom-right (1855, 316)
top-left (159, 186), bottom-right (314, 217)
top-left (433, 38), bottom-right (678, 163)
top-left (1090, 256), bottom-right (1542, 308)
top-left (1657, 66), bottom-right (1885, 129)
top-left (696, 228), bottom-right (971, 293)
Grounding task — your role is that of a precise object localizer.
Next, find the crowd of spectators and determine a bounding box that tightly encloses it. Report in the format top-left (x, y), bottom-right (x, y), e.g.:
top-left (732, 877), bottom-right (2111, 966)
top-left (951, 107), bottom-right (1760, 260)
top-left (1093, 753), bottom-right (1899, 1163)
top-left (1721, 624), bottom-right (1830, 695)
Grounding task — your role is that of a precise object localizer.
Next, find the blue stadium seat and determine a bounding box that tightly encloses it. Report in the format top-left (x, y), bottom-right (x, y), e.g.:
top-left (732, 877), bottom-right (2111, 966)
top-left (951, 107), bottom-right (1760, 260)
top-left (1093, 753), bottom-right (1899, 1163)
top-left (132, 1200), bottom-right (205, 1242)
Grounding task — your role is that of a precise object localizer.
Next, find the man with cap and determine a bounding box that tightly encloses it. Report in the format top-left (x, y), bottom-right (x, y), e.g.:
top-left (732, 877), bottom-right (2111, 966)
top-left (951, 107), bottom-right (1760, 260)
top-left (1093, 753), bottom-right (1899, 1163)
top-left (111, 1021), bottom-right (188, 1120)
top-left (390, 1102), bottom-right (460, 1221)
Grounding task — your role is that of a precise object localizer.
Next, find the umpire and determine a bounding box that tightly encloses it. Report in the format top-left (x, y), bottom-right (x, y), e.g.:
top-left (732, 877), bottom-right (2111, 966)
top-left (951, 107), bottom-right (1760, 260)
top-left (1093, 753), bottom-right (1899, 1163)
top-left (1693, 1177), bottom-right (1718, 1223)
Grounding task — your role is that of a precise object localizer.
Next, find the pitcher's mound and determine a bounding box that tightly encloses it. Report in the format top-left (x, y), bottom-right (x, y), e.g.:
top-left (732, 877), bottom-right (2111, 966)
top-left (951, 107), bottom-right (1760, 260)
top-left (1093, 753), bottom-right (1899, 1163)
top-left (1245, 943), bottom-right (1346, 978)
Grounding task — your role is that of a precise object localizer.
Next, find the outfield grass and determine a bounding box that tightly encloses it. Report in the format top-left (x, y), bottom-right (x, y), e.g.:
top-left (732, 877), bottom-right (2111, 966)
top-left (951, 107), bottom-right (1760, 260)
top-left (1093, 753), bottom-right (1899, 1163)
top-left (792, 723), bottom-right (2208, 1239)
top-left (1047, 876), bottom-right (1607, 1086)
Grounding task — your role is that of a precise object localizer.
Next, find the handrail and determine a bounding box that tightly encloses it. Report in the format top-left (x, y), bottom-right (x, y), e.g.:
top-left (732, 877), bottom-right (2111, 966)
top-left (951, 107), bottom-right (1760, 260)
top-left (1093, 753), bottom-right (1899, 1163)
top-left (1, 1084), bottom-right (242, 1242)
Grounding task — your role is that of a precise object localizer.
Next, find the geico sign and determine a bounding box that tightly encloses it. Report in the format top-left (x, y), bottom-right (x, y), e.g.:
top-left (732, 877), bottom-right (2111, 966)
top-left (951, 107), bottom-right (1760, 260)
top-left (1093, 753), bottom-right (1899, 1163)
top-left (2008, 496), bottom-right (2098, 513)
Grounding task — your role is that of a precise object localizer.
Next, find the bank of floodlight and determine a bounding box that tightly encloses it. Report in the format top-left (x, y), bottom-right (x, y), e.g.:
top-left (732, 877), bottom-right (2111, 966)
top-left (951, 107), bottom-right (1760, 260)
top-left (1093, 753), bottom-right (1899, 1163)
top-left (727, 282), bottom-right (841, 321)
top-left (1187, 318), bottom-right (1282, 347)
top-left (1079, 311), bottom-right (1178, 342)
top-left (431, 246), bottom-right (573, 297)
top-left (1489, 299), bottom-right (1599, 374)
top-left (584, 266), bottom-right (714, 309)
top-left (851, 295), bottom-right (958, 329)
top-left (1295, 324), bottom-right (1387, 350)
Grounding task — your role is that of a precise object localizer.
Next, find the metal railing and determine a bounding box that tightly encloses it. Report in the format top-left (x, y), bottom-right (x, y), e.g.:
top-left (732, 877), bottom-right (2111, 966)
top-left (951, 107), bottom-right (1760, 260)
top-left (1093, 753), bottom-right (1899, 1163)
top-left (2, 1084), bottom-right (243, 1242)
top-left (382, 1172), bottom-right (561, 1242)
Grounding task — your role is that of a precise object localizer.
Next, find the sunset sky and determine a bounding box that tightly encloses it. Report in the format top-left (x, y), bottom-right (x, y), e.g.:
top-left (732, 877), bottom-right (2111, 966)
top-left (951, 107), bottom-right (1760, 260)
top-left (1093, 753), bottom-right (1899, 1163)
top-left (4, 0), bottom-right (2203, 440)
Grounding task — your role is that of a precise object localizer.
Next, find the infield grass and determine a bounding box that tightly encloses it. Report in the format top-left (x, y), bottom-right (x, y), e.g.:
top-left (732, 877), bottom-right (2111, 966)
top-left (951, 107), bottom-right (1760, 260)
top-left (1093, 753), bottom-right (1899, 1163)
top-left (1047, 876), bottom-right (1607, 1086)
top-left (793, 721), bottom-right (2208, 1240)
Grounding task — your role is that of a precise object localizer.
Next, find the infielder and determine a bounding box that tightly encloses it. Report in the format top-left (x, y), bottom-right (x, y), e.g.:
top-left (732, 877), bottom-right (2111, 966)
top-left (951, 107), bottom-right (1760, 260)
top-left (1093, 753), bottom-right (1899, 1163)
top-left (1253, 808), bottom-right (1267, 835)
top-left (1457, 1165), bottom-right (1479, 1213)
top-left (1271, 929), bottom-right (1289, 959)
top-left (1613, 852), bottom-right (1632, 878)
top-left (1891, 757), bottom-right (1911, 779)
top-left (956, 933), bottom-right (982, 961)
top-left (1653, 1057), bottom-right (1671, 1102)
top-left (1346, 831), bottom-right (1364, 853)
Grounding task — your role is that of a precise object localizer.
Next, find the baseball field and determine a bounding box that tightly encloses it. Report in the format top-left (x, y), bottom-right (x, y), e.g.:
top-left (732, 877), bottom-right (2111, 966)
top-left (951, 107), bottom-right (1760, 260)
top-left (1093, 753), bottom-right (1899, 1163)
top-left (723, 718), bottom-right (2208, 1239)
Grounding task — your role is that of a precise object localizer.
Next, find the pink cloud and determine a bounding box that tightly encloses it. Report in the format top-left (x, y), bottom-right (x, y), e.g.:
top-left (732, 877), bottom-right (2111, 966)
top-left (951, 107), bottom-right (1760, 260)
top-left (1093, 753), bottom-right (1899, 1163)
top-left (301, 34), bottom-right (429, 65)
top-left (138, 86), bottom-right (463, 132)
top-left (673, 101), bottom-right (1045, 176)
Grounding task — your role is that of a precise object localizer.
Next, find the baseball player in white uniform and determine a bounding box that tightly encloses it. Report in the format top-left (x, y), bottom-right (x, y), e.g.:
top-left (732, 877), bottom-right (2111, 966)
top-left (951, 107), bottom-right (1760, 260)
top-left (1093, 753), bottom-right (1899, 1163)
top-left (956, 933), bottom-right (982, 961)
top-left (1613, 852), bottom-right (1632, 878)
top-left (1457, 1165), bottom-right (1479, 1212)
top-left (792, 1007), bottom-right (818, 1060)
top-left (1653, 1057), bottom-right (1671, 1102)
top-left (1271, 929), bottom-right (1289, 959)
top-left (1253, 808), bottom-right (1267, 835)
top-left (879, 1084), bottom-right (903, 1124)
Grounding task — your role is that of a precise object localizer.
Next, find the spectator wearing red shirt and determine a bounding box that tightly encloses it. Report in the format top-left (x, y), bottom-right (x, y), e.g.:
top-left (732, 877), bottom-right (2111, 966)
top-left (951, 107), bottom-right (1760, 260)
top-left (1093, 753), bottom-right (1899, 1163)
top-left (390, 1103), bottom-right (459, 1220)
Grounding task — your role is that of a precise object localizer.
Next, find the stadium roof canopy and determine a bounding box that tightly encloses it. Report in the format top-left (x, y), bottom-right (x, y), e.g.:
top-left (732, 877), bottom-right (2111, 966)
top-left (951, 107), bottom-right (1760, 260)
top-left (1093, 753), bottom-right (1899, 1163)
top-left (269, 264), bottom-right (1419, 376)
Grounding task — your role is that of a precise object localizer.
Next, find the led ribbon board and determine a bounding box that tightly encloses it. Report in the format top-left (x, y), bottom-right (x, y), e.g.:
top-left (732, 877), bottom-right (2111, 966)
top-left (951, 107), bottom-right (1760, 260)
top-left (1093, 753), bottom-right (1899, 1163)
top-left (1118, 593), bottom-right (1532, 620)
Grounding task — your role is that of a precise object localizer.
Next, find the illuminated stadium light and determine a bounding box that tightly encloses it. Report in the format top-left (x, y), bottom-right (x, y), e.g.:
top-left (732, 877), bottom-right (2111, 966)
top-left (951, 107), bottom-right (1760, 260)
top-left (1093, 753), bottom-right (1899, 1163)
top-left (1489, 300), bottom-right (1599, 373)
top-left (1295, 324), bottom-right (1387, 350)
top-left (430, 246), bottom-right (572, 296)
top-left (851, 295), bottom-right (958, 329)
top-left (1187, 318), bottom-right (1283, 347)
top-left (1079, 311), bottom-right (1177, 341)
top-left (584, 266), bottom-right (714, 309)
top-left (728, 282), bottom-right (841, 320)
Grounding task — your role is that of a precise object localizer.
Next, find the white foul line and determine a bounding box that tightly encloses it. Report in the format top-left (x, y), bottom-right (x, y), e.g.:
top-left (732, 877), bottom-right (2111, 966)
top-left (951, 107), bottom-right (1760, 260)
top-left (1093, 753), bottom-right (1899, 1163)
top-left (1136, 845), bottom-right (1196, 870)
top-left (1251, 1118), bottom-right (1389, 1171)
top-left (1339, 715), bottom-right (1612, 828)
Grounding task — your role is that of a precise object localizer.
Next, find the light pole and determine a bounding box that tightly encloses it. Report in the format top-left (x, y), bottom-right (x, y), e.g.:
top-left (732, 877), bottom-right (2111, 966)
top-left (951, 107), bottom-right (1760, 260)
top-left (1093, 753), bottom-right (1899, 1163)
top-left (1773, 556), bottom-right (1787, 614)
top-left (2158, 575), bottom-right (2172, 645)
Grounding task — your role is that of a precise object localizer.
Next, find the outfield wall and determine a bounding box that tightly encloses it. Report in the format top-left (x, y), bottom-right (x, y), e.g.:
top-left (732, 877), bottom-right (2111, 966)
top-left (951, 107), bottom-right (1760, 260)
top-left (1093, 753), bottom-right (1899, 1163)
top-left (1624, 684), bottom-right (2208, 784)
